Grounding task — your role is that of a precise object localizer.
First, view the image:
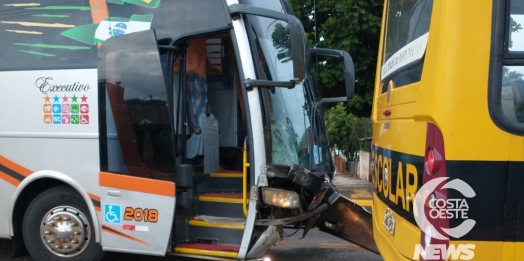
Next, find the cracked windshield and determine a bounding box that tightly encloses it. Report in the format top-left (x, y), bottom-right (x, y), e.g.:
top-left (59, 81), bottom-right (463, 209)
top-left (248, 14), bottom-right (321, 170)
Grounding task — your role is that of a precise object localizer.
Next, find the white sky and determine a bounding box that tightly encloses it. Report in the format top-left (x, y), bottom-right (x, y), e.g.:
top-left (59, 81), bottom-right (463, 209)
top-left (508, 15), bottom-right (524, 76)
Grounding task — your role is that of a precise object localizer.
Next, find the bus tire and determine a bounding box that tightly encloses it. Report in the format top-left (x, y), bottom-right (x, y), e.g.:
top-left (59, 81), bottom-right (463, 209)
top-left (22, 186), bottom-right (104, 261)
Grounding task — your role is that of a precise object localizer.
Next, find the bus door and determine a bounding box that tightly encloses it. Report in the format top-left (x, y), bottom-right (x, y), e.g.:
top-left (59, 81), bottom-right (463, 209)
top-left (97, 30), bottom-right (177, 255)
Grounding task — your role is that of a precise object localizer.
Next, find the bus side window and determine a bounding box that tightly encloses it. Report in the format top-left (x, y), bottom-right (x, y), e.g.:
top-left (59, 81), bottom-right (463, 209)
top-left (495, 0), bottom-right (524, 127)
top-left (497, 1), bottom-right (524, 126)
top-left (101, 33), bottom-right (175, 181)
top-left (501, 67), bottom-right (524, 123)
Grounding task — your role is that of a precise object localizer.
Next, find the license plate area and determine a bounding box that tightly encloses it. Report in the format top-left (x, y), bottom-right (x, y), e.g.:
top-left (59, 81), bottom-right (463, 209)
top-left (382, 208), bottom-right (396, 235)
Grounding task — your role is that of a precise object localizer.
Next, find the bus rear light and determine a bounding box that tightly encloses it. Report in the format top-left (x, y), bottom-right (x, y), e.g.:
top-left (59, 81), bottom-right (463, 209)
top-left (425, 147), bottom-right (443, 175)
top-left (426, 148), bottom-right (435, 174)
top-left (419, 123), bottom-right (448, 261)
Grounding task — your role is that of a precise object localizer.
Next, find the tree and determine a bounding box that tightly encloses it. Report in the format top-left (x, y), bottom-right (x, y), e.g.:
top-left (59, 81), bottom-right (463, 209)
top-left (503, 67), bottom-right (524, 81)
top-left (290, 0), bottom-right (383, 158)
top-left (509, 16), bottom-right (523, 49)
top-left (271, 23), bottom-right (292, 63)
top-left (325, 103), bottom-right (372, 161)
top-left (290, 0), bottom-right (383, 117)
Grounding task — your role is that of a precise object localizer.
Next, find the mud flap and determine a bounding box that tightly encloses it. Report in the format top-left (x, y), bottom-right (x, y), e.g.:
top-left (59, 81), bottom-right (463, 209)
top-left (317, 196), bottom-right (379, 254)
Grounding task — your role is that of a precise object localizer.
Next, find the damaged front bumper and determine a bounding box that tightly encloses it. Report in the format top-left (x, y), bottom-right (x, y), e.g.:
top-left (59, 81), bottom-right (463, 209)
top-left (256, 164), bottom-right (341, 226)
top-left (254, 164), bottom-right (378, 254)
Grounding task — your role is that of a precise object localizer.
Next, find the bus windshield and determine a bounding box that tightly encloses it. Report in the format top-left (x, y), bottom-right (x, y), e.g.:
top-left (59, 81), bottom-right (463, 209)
top-left (245, 13), bottom-right (332, 171)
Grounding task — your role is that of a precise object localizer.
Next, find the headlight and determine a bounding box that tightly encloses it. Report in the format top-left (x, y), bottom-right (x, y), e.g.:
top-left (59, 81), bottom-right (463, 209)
top-left (262, 188), bottom-right (300, 209)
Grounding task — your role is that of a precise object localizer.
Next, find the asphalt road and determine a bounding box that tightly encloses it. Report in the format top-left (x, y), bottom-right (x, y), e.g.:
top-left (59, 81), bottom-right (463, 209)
top-left (0, 228), bottom-right (383, 261)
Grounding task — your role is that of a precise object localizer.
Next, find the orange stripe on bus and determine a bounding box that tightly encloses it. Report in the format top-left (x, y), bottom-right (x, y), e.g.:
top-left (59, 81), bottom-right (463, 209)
top-left (99, 172), bottom-right (176, 197)
top-left (94, 206), bottom-right (101, 212)
top-left (88, 193), bottom-right (101, 203)
top-left (0, 155), bottom-right (32, 177)
top-left (102, 225), bottom-right (151, 246)
top-left (0, 170), bottom-right (21, 187)
top-left (89, 0), bottom-right (109, 24)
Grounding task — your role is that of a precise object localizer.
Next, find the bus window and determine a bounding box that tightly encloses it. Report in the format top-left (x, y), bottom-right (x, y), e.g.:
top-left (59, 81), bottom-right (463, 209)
top-left (380, 0), bottom-right (433, 93)
top-left (498, 1), bottom-right (524, 126)
top-left (99, 31), bottom-right (174, 180)
top-left (509, 1), bottom-right (524, 53)
top-left (501, 66), bottom-right (524, 123)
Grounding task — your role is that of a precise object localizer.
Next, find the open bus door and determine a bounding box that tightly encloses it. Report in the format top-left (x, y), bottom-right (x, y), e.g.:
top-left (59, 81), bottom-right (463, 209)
top-left (97, 30), bottom-right (176, 255)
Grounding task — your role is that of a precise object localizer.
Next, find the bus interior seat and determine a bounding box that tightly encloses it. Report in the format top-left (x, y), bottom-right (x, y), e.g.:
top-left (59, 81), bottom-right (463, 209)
top-left (185, 72), bottom-right (220, 174)
top-left (502, 79), bottom-right (524, 123)
top-left (182, 38), bottom-right (219, 174)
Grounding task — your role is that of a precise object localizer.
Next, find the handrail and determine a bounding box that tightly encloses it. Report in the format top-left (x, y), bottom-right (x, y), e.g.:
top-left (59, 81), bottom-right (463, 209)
top-left (242, 139), bottom-right (250, 216)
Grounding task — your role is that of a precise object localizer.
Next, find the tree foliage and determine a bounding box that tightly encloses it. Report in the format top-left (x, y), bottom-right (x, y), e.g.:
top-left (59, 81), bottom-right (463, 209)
top-left (326, 104), bottom-right (372, 161)
top-left (290, 0), bottom-right (383, 158)
top-left (509, 16), bottom-right (523, 49)
top-left (290, 0), bottom-right (383, 116)
top-left (504, 67), bottom-right (524, 81)
top-left (271, 23), bottom-right (292, 63)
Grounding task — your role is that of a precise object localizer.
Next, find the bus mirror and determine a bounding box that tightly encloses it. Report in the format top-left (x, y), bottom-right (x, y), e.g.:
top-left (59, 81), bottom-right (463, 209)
top-left (288, 16), bottom-right (306, 84)
top-left (229, 4), bottom-right (306, 88)
top-left (308, 48), bottom-right (355, 103)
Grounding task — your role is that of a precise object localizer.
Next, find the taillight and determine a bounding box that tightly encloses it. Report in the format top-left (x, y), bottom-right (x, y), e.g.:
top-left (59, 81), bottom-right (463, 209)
top-left (426, 148), bottom-right (435, 173)
top-left (419, 123), bottom-right (448, 261)
top-left (425, 146), bottom-right (442, 175)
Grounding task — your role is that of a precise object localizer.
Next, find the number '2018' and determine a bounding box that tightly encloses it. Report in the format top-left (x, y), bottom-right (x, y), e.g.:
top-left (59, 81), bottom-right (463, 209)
top-left (124, 207), bottom-right (158, 223)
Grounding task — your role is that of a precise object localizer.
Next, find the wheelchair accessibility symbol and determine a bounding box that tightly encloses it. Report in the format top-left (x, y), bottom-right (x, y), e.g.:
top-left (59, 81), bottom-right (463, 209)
top-left (104, 204), bottom-right (121, 224)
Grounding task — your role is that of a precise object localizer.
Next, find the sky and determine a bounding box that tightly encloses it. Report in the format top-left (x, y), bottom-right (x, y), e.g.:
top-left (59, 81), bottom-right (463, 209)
top-left (508, 15), bottom-right (524, 76)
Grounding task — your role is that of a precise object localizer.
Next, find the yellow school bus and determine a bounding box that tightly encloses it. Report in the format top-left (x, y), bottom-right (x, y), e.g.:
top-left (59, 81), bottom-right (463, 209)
top-left (371, 0), bottom-right (524, 260)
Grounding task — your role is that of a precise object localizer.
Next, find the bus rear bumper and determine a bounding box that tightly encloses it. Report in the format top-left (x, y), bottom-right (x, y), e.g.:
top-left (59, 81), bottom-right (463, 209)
top-left (372, 198), bottom-right (415, 261)
top-left (374, 224), bottom-right (413, 261)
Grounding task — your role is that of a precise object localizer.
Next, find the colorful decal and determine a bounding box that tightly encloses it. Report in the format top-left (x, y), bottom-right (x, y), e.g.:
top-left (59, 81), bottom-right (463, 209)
top-left (38, 77), bottom-right (91, 125)
top-left (89, 193), bottom-right (102, 212)
top-left (124, 207), bottom-right (159, 223)
top-left (0, 155), bottom-right (33, 187)
top-left (1, 1), bottom-right (158, 59)
top-left (106, 0), bottom-right (162, 8)
top-left (62, 14), bottom-right (153, 45)
top-left (101, 225), bottom-right (151, 245)
top-left (122, 224), bottom-right (149, 232)
top-left (104, 204), bottom-right (122, 224)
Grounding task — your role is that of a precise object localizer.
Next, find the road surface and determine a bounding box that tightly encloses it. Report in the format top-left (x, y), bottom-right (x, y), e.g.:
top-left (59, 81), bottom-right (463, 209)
top-left (0, 174), bottom-right (381, 261)
top-left (0, 227), bottom-right (382, 261)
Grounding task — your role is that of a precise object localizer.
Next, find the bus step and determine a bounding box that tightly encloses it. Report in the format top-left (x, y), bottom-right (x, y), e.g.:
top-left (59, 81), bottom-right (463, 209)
top-left (174, 242), bottom-right (239, 259)
top-left (207, 171), bottom-right (243, 192)
top-left (198, 192), bottom-right (248, 218)
top-left (188, 216), bottom-right (245, 245)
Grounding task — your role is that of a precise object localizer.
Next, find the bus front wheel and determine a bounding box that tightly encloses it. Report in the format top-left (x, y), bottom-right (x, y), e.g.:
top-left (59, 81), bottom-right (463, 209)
top-left (22, 186), bottom-right (104, 261)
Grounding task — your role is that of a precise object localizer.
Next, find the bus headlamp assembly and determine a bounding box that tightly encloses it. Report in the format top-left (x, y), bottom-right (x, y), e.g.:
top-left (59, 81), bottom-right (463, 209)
top-left (265, 164), bottom-right (326, 194)
top-left (262, 188), bottom-right (301, 209)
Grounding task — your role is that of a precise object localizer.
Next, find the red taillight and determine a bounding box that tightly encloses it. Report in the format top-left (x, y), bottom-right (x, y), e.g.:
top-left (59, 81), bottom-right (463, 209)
top-left (419, 123), bottom-right (448, 261)
top-left (427, 148), bottom-right (435, 173)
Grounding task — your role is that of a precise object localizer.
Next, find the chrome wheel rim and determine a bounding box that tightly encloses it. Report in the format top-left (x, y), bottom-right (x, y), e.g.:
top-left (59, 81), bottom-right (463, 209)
top-left (40, 206), bottom-right (91, 257)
